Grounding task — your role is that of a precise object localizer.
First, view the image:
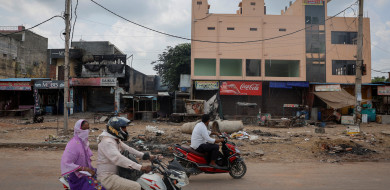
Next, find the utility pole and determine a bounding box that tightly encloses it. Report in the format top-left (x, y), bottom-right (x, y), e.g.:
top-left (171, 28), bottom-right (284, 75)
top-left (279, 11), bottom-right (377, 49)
top-left (354, 0), bottom-right (364, 127)
top-left (63, 0), bottom-right (71, 134)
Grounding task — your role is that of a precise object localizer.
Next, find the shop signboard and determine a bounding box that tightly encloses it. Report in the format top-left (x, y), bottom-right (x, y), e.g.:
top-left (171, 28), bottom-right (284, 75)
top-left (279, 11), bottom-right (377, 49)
top-left (315, 84), bottom-right (341, 92)
top-left (378, 86), bottom-right (390, 96)
top-left (34, 80), bottom-right (64, 89)
top-left (0, 82), bottom-right (31, 91)
top-left (303, 0), bottom-right (324, 5)
top-left (101, 78), bottom-right (117, 86)
top-left (220, 81), bottom-right (262, 96)
top-left (70, 88), bottom-right (74, 115)
top-left (195, 81), bottom-right (219, 90)
top-left (70, 78), bottom-right (117, 86)
top-left (34, 88), bottom-right (40, 115)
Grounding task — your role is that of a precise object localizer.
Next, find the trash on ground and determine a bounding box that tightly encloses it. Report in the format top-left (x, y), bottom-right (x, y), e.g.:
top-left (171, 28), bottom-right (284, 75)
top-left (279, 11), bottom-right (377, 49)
top-left (146, 125), bottom-right (165, 136)
top-left (315, 127), bottom-right (325, 134)
top-left (249, 135), bottom-right (259, 141)
top-left (230, 131), bottom-right (249, 140)
top-left (313, 139), bottom-right (375, 156)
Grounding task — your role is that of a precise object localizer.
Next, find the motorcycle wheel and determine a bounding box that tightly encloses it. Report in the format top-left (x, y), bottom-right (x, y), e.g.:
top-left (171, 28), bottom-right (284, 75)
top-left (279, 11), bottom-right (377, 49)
top-left (163, 177), bottom-right (181, 190)
top-left (229, 161), bottom-right (246, 179)
top-left (178, 160), bottom-right (195, 178)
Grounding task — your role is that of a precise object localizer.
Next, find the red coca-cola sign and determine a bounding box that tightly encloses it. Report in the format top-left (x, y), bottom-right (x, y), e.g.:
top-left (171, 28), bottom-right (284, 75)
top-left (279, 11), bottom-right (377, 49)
top-left (220, 81), bottom-right (262, 96)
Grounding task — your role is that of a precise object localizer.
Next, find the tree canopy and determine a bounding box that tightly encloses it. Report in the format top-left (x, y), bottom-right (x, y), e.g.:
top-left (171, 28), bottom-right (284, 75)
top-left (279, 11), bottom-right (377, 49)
top-left (372, 76), bottom-right (389, 83)
top-left (152, 43), bottom-right (191, 91)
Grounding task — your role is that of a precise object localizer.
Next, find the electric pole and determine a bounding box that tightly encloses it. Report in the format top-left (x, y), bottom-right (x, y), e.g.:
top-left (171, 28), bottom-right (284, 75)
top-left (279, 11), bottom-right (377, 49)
top-left (63, 0), bottom-right (71, 134)
top-left (354, 0), bottom-right (364, 127)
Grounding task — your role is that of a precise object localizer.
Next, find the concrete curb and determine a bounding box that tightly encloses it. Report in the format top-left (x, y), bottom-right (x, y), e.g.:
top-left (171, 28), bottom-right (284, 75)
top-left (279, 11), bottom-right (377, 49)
top-left (0, 143), bottom-right (98, 150)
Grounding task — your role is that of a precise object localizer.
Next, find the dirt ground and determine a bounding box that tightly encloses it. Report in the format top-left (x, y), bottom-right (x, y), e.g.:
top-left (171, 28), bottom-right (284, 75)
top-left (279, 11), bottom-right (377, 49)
top-left (1, 112), bottom-right (390, 163)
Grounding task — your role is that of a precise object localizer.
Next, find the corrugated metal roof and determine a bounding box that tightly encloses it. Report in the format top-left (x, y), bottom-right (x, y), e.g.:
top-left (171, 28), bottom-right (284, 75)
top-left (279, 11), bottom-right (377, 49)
top-left (0, 78), bottom-right (50, 82)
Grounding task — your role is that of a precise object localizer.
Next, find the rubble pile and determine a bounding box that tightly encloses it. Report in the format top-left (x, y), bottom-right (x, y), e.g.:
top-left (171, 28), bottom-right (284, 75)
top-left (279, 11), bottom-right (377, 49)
top-left (313, 139), bottom-right (376, 158)
top-left (124, 126), bottom-right (191, 156)
top-left (44, 134), bottom-right (68, 144)
top-left (251, 129), bottom-right (279, 137)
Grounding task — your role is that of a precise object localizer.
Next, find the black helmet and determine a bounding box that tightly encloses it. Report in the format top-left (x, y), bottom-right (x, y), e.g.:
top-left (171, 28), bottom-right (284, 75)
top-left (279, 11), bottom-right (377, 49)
top-left (107, 117), bottom-right (130, 141)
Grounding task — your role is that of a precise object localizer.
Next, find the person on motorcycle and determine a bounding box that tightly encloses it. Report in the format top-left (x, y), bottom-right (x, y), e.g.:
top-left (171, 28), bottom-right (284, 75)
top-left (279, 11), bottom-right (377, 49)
top-left (97, 116), bottom-right (158, 190)
top-left (190, 114), bottom-right (224, 169)
top-left (61, 119), bottom-right (105, 190)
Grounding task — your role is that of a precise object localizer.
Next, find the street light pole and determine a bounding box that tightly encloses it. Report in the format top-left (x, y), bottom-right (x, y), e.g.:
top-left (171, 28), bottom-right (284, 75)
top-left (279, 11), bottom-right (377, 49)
top-left (63, 0), bottom-right (71, 134)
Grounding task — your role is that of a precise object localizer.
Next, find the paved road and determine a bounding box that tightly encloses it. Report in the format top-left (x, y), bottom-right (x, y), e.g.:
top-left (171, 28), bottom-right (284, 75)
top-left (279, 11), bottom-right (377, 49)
top-left (1, 148), bottom-right (390, 190)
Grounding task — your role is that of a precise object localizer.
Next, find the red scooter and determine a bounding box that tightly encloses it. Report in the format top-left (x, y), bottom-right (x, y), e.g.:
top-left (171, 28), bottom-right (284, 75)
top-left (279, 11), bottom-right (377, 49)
top-left (173, 134), bottom-right (246, 179)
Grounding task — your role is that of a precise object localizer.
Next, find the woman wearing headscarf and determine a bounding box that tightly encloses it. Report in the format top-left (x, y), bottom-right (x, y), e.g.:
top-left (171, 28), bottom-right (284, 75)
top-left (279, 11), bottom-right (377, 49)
top-left (61, 119), bottom-right (105, 190)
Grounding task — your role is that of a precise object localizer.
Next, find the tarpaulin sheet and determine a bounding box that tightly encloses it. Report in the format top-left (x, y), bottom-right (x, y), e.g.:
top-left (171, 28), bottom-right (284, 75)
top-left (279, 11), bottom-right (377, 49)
top-left (287, 82), bottom-right (309, 88)
top-left (314, 89), bottom-right (367, 109)
top-left (107, 64), bottom-right (125, 73)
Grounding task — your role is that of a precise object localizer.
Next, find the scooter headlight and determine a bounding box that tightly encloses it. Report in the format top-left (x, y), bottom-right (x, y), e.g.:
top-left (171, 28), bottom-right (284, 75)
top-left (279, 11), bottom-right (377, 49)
top-left (235, 147), bottom-right (240, 154)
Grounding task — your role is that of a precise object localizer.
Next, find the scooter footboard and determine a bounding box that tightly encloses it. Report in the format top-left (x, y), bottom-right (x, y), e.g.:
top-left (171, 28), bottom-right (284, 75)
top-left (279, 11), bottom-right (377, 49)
top-left (175, 146), bottom-right (208, 165)
top-left (186, 153), bottom-right (208, 164)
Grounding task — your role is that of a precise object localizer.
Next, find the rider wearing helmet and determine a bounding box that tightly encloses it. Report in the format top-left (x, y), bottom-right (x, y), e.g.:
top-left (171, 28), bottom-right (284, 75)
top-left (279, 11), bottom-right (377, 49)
top-left (97, 117), bottom-right (155, 190)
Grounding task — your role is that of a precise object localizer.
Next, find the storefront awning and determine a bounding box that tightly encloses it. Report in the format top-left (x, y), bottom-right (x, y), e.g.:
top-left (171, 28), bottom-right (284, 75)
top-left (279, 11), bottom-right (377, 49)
top-left (270, 81), bottom-right (309, 89)
top-left (314, 89), bottom-right (366, 109)
top-left (0, 78), bottom-right (50, 82)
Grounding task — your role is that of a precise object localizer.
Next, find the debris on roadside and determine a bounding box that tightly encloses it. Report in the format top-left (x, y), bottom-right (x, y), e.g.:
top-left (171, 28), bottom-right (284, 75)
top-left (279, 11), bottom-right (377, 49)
top-left (249, 135), bottom-right (259, 141)
top-left (251, 129), bottom-right (279, 137)
top-left (43, 134), bottom-right (68, 144)
top-left (146, 125), bottom-right (164, 136)
top-left (254, 149), bottom-right (265, 157)
top-left (230, 131), bottom-right (249, 140)
top-left (180, 120), bottom-right (243, 134)
top-left (313, 139), bottom-right (376, 156)
top-left (381, 131), bottom-right (390, 136)
top-left (315, 127), bottom-right (325, 134)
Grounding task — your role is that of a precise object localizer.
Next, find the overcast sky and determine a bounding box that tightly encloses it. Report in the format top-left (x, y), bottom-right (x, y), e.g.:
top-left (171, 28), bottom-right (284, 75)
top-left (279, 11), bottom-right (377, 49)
top-left (0, 0), bottom-right (389, 78)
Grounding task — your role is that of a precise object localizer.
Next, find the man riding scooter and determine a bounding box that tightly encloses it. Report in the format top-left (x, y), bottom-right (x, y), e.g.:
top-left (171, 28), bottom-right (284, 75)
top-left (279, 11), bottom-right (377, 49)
top-left (97, 117), bottom-right (159, 190)
top-left (190, 114), bottom-right (224, 169)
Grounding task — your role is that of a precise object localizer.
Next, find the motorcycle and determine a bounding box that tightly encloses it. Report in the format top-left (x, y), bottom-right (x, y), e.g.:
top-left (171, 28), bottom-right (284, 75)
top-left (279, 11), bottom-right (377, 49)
top-left (173, 134), bottom-right (246, 179)
top-left (288, 112), bottom-right (306, 127)
top-left (137, 159), bottom-right (189, 190)
top-left (59, 158), bottom-right (189, 190)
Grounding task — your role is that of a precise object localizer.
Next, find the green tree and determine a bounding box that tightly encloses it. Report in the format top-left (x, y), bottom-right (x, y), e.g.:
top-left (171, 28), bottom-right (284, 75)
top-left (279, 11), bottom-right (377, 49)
top-left (371, 76), bottom-right (387, 83)
top-left (152, 43), bottom-right (191, 91)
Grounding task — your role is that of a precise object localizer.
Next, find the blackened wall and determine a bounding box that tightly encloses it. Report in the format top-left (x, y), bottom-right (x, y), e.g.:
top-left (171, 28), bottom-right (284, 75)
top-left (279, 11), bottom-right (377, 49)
top-left (194, 90), bottom-right (218, 101)
top-left (72, 41), bottom-right (122, 55)
top-left (262, 82), bottom-right (303, 116)
top-left (87, 87), bottom-right (114, 112)
top-left (194, 89), bottom-right (262, 118)
top-left (221, 95), bottom-right (262, 117)
top-left (128, 68), bottom-right (156, 95)
top-left (193, 82), bottom-right (305, 117)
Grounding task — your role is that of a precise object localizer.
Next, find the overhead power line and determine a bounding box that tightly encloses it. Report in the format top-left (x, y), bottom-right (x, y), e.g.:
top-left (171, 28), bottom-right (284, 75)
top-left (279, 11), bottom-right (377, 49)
top-left (0, 15), bottom-right (63, 38)
top-left (372, 69), bottom-right (390, 74)
top-left (71, 0), bottom-right (79, 42)
top-left (372, 43), bottom-right (390, 55)
top-left (90, 0), bottom-right (358, 44)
